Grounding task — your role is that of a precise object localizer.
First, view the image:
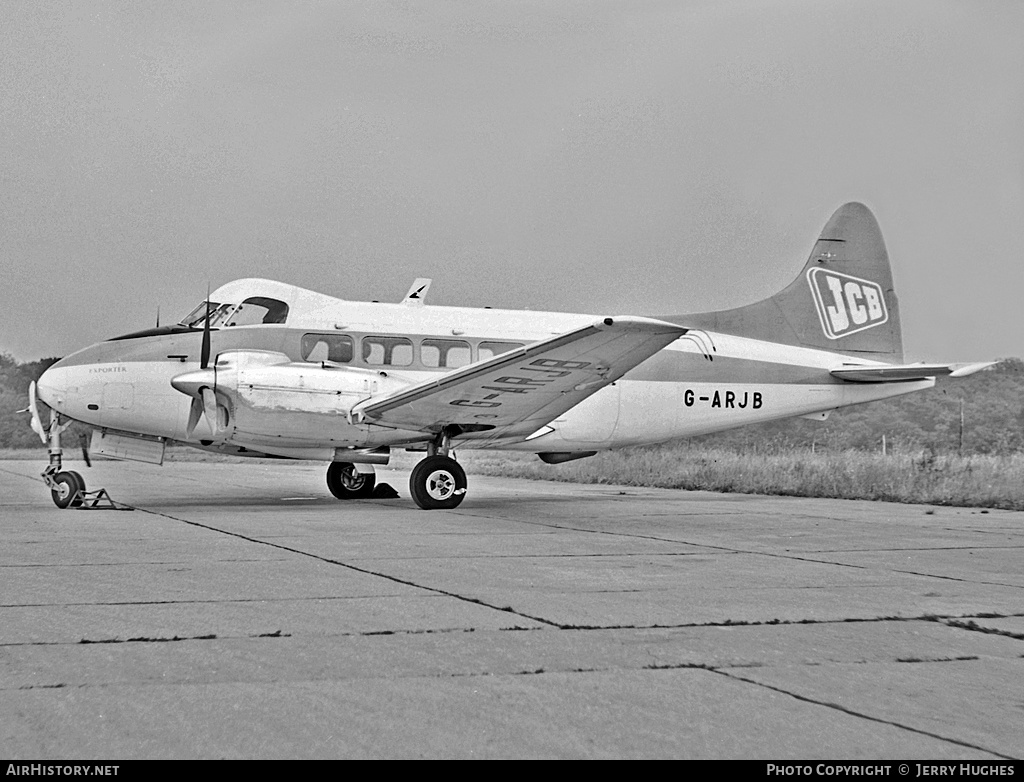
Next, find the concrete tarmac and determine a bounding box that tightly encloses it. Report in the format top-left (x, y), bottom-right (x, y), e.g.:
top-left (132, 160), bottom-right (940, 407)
top-left (1, 458), bottom-right (1022, 759)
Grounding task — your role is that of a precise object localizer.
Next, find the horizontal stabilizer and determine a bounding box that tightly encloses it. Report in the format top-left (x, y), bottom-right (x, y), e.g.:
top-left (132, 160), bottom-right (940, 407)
top-left (830, 361), bottom-right (995, 383)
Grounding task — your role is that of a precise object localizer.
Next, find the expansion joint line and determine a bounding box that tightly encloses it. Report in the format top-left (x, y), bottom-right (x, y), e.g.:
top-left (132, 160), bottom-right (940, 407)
top-left (707, 668), bottom-right (1016, 760)
top-left (129, 505), bottom-right (561, 627)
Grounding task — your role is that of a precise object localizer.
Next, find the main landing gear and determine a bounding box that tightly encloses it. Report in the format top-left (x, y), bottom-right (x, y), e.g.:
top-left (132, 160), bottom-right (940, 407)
top-left (409, 455), bottom-right (466, 510)
top-left (408, 427), bottom-right (467, 511)
top-left (326, 461), bottom-right (376, 499)
top-left (323, 429), bottom-right (470, 510)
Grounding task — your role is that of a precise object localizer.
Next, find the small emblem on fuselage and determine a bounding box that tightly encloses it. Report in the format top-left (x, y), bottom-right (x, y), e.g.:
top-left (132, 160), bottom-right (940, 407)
top-left (806, 268), bottom-right (888, 339)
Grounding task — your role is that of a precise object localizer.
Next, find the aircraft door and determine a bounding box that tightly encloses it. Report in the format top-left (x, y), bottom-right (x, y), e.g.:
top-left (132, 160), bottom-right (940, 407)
top-left (555, 384), bottom-right (621, 444)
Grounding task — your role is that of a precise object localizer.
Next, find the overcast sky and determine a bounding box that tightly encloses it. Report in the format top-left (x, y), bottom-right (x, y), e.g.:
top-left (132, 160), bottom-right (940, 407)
top-left (2, 0), bottom-right (1022, 363)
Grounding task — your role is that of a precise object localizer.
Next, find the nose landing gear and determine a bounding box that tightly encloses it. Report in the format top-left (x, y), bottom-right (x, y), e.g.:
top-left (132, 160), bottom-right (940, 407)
top-left (49, 469), bottom-right (85, 509)
top-left (34, 404), bottom-right (128, 510)
top-left (36, 406), bottom-right (86, 509)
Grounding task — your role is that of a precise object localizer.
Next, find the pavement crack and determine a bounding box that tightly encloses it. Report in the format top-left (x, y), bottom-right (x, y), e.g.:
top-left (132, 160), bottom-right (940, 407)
top-left (543, 612), bottom-right (1005, 632)
top-left (890, 568), bottom-right (1024, 589)
top-left (943, 618), bottom-right (1024, 640)
top-left (79, 633), bottom-right (219, 644)
top-left (894, 655), bottom-right (980, 663)
top-left (360, 627), bottom-right (476, 637)
top-left (17, 683), bottom-right (73, 690)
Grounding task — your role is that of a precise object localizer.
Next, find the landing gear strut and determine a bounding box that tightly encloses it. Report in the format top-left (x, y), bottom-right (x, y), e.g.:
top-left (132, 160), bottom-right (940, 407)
top-left (326, 461), bottom-right (376, 499)
top-left (409, 427), bottom-right (467, 510)
top-left (40, 410), bottom-right (86, 509)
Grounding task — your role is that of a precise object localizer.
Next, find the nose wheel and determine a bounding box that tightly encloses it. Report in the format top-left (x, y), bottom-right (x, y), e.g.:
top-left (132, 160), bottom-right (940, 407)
top-left (409, 455), bottom-right (467, 510)
top-left (50, 470), bottom-right (85, 509)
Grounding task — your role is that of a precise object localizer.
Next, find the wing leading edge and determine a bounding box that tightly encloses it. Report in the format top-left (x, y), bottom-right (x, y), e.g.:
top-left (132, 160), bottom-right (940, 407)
top-left (352, 317), bottom-right (687, 435)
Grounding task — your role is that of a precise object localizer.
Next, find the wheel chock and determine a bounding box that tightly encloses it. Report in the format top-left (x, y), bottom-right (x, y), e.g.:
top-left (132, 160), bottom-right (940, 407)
top-left (72, 488), bottom-right (133, 511)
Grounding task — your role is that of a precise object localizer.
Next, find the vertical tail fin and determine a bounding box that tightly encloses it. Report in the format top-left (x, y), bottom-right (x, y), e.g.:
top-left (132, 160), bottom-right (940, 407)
top-left (675, 203), bottom-right (904, 361)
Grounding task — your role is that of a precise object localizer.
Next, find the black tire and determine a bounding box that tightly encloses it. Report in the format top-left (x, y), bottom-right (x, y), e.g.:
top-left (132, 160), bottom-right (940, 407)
top-left (326, 462), bottom-right (376, 499)
top-left (51, 471), bottom-right (84, 509)
top-left (409, 455), bottom-right (467, 510)
top-left (68, 471), bottom-right (86, 508)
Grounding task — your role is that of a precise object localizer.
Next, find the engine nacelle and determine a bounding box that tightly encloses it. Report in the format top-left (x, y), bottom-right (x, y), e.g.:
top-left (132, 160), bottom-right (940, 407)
top-left (179, 350), bottom-right (416, 447)
top-left (220, 350), bottom-right (410, 417)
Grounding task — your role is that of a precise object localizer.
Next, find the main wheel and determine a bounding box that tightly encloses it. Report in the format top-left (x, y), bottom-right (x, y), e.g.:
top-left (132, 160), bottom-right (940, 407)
top-left (326, 462), bottom-right (376, 499)
top-left (409, 455), bottom-right (467, 510)
top-left (51, 471), bottom-right (84, 509)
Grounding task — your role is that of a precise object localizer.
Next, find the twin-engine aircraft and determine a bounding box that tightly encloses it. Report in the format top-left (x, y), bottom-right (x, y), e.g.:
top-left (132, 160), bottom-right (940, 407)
top-left (28, 203), bottom-right (990, 510)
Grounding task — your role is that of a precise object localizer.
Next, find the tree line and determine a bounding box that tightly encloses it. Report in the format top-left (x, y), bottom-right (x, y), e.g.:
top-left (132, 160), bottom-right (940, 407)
top-left (1, 352), bottom-right (1021, 455)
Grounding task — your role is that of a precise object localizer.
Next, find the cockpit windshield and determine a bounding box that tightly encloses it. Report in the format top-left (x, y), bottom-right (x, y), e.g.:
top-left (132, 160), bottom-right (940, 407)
top-left (178, 296), bottom-right (289, 329)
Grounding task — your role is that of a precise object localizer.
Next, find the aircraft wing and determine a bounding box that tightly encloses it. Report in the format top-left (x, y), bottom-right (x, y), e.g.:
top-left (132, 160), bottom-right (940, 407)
top-left (830, 361), bottom-right (995, 383)
top-left (352, 317), bottom-right (687, 434)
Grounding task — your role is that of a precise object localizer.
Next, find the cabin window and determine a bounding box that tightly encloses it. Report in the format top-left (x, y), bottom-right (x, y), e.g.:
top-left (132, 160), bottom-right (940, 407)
top-left (301, 333), bottom-right (353, 364)
top-left (478, 341), bottom-right (524, 361)
top-left (421, 339), bottom-right (472, 369)
top-left (362, 336), bottom-right (414, 367)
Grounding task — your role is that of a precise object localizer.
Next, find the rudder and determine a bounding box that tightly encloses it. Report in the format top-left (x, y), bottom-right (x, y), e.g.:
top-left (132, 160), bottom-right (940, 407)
top-left (673, 203), bottom-right (904, 361)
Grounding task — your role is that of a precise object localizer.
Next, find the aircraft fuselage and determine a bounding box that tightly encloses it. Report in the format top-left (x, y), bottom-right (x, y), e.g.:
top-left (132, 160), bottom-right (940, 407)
top-left (37, 288), bottom-right (930, 462)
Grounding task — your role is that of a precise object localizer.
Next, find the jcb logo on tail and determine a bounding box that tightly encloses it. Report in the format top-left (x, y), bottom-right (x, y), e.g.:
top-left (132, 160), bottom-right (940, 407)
top-left (807, 268), bottom-right (888, 339)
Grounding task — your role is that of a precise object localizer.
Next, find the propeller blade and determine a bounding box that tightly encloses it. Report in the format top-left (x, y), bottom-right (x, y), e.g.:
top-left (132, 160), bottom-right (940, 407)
top-left (186, 396), bottom-right (204, 437)
top-left (27, 381), bottom-right (47, 444)
top-left (80, 433), bottom-right (92, 468)
top-left (200, 294), bottom-right (212, 369)
top-left (201, 387), bottom-right (220, 432)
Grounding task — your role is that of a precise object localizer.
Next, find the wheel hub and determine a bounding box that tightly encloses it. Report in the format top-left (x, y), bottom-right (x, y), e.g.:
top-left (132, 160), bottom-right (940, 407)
top-left (426, 469), bottom-right (456, 500)
top-left (340, 469), bottom-right (366, 490)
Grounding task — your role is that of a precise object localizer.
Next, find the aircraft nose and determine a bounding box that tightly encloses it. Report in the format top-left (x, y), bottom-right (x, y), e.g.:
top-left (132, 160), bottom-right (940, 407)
top-left (35, 362), bottom-right (68, 411)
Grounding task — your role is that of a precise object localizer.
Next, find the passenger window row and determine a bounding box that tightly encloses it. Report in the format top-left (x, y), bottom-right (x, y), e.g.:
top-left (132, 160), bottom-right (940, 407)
top-left (300, 333), bottom-right (523, 369)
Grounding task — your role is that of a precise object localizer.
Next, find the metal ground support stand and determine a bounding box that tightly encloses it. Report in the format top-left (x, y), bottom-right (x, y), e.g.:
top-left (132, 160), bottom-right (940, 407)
top-left (72, 488), bottom-right (133, 511)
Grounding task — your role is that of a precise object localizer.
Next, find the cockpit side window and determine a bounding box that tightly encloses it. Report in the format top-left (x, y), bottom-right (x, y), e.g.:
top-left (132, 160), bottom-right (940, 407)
top-left (179, 297), bottom-right (289, 329)
top-left (226, 297), bottom-right (289, 326)
top-left (179, 302), bottom-right (233, 329)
